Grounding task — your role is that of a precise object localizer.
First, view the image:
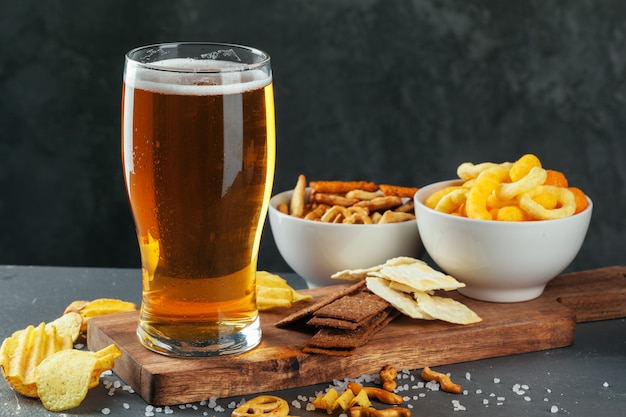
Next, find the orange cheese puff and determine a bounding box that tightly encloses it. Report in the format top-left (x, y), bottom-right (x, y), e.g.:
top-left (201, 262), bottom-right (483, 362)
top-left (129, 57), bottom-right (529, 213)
top-left (544, 170), bottom-right (569, 188)
top-left (569, 187), bottom-right (589, 214)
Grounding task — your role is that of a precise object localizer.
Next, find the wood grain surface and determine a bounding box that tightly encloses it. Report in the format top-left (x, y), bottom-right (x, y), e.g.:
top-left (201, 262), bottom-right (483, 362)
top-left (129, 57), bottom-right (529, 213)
top-left (87, 266), bottom-right (626, 406)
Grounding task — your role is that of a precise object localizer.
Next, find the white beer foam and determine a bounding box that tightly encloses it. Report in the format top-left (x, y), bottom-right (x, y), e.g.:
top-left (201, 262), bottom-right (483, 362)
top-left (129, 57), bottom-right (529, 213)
top-left (125, 58), bottom-right (271, 96)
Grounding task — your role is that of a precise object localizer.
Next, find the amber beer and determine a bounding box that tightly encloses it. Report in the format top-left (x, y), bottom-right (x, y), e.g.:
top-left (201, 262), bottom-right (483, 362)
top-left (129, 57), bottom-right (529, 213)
top-left (122, 43), bottom-right (275, 357)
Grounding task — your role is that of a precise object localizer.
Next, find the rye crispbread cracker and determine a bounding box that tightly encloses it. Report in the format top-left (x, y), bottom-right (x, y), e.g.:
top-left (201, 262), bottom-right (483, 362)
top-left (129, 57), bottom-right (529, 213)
top-left (305, 307), bottom-right (400, 351)
top-left (301, 345), bottom-right (355, 357)
top-left (273, 281), bottom-right (366, 328)
top-left (311, 290), bottom-right (390, 322)
top-left (305, 316), bottom-right (362, 330)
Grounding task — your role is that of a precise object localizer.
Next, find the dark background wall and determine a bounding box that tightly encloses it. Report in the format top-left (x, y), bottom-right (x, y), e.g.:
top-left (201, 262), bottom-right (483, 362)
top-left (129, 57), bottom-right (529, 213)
top-left (1, 0), bottom-right (624, 274)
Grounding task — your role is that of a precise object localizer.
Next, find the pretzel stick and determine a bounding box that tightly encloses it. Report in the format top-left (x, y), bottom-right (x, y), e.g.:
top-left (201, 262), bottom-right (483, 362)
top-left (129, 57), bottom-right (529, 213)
top-left (421, 366), bottom-right (462, 394)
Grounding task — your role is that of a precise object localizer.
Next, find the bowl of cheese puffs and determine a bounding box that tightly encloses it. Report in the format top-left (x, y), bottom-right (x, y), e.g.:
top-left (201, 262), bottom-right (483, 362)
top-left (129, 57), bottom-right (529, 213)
top-left (269, 175), bottom-right (423, 288)
top-left (413, 154), bottom-right (593, 303)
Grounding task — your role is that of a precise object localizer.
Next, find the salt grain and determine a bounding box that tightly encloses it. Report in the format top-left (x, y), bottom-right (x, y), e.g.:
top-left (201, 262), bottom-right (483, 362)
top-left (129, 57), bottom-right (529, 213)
top-left (493, 378), bottom-right (501, 384)
top-left (451, 399), bottom-right (466, 411)
top-left (551, 405), bottom-right (559, 413)
top-left (123, 403), bottom-right (130, 409)
top-left (101, 408), bottom-right (111, 415)
top-left (465, 372), bottom-right (471, 381)
top-left (603, 381), bottom-right (609, 387)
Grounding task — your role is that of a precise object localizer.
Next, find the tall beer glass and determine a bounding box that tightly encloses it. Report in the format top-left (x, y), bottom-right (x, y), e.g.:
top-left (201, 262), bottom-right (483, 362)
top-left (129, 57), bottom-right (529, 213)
top-left (122, 43), bottom-right (275, 357)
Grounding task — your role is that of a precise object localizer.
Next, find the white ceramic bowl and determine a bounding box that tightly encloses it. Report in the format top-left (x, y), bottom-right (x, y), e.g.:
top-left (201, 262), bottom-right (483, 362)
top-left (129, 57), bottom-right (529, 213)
top-left (414, 180), bottom-right (593, 303)
top-left (269, 188), bottom-right (423, 288)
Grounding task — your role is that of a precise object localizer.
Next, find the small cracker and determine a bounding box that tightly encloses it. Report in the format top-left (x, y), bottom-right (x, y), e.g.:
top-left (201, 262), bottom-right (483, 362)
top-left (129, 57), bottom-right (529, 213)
top-left (312, 291), bottom-right (389, 322)
top-left (302, 345), bottom-right (355, 357)
top-left (273, 281), bottom-right (366, 328)
top-left (330, 256), bottom-right (418, 281)
top-left (366, 277), bottom-right (432, 319)
top-left (306, 316), bottom-right (361, 330)
top-left (306, 307), bottom-right (398, 350)
top-left (374, 262), bottom-right (465, 292)
top-left (413, 291), bottom-right (482, 324)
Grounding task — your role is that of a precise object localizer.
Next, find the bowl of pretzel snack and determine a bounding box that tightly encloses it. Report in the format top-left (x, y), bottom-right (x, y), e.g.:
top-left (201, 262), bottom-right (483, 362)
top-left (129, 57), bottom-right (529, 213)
top-left (414, 154), bottom-right (593, 303)
top-left (269, 175), bottom-right (423, 288)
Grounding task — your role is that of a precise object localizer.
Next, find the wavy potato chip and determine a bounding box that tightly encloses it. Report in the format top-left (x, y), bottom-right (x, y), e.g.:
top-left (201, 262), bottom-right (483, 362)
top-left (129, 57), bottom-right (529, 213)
top-left (64, 299), bottom-right (137, 333)
top-left (256, 271), bottom-right (312, 310)
top-left (0, 315), bottom-right (80, 397)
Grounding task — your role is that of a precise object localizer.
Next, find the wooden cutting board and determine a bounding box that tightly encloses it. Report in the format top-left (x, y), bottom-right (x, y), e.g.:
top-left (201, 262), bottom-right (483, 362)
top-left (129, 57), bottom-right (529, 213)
top-left (87, 266), bottom-right (626, 406)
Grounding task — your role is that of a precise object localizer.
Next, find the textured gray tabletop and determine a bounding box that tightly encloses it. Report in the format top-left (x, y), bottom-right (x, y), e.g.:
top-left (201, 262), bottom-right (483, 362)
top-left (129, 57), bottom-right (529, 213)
top-left (1, 265), bottom-right (624, 417)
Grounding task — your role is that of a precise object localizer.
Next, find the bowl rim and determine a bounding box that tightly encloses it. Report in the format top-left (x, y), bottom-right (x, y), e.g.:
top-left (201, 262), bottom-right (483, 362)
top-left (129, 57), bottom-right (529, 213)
top-left (269, 188), bottom-right (418, 229)
top-left (414, 179), bottom-right (593, 225)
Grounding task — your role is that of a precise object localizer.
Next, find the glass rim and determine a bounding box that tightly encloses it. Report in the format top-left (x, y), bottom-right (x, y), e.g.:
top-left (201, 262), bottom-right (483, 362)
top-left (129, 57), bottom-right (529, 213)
top-left (125, 42), bottom-right (271, 74)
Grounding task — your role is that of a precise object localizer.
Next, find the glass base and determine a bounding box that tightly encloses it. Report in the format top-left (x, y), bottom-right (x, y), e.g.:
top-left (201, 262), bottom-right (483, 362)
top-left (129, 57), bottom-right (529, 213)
top-left (136, 315), bottom-right (262, 358)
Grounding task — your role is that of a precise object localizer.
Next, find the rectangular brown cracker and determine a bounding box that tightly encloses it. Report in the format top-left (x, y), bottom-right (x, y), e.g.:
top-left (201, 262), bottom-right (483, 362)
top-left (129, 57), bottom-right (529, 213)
top-left (305, 316), bottom-right (362, 330)
top-left (306, 307), bottom-right (399, 351)
top-left (273, 281), bottom-right (366, 328)
top-left (301, 345), bottom-right (355, 357)
top-left (312, 291), bottom-right (390, 323)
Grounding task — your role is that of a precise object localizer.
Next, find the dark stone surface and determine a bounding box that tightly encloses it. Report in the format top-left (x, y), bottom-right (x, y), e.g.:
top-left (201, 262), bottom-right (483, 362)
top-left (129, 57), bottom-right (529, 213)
top-left (1, 0), bottom-right (625, 272)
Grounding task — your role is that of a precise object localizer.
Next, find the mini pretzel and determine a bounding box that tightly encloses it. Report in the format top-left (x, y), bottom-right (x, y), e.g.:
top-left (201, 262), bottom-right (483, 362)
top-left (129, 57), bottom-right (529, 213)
top-left (232, 395), bottom-right (290, 417)
top-left (321, 205), bottom-right (350, 223)
top-left (304, 204), bottom-right (329, 221)
top-left (379, 364), bottom-right (398, 392)
top-left (421, 366), bottom-right (462, 394)
top-left (378, 211), bottom-right (415, 224)
top-left (347, 382), bottom-right (403, 405)
top-left (349, 406), bottom-right (411, 417)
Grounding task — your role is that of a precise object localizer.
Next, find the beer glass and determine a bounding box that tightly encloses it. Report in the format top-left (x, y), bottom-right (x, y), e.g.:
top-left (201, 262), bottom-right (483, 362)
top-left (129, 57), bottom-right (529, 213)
top-left (121, 43), bottom-right (275, 357)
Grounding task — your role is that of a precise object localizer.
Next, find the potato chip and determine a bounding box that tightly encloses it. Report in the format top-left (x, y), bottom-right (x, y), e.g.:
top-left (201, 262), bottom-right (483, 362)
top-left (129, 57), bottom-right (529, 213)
top-left (64, 299), bottom-right (137, 333)
top-left (256, 271), bottom-right (312, 310)
top-left (1, 320), bottom-right (76, 397)
top-left (35, 344), bottom-right (121, 412)
top-left (35, 350), bottom-right (97, 411)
